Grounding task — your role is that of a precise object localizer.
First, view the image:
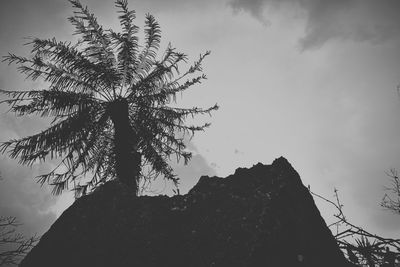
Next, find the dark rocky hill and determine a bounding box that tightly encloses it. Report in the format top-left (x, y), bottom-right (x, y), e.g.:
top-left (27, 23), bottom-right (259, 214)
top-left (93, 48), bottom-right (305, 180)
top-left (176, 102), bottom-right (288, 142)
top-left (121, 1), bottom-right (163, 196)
top-left (21, 157), bottom-right (355, 267)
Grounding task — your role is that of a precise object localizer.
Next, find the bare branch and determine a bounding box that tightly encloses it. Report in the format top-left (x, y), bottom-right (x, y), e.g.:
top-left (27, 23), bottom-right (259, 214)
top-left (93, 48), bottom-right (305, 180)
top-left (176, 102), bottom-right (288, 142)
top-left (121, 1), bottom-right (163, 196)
top-left (0, 216), bottom-right (39, 266)
top-left (311, 189), bottom-right (400, 266)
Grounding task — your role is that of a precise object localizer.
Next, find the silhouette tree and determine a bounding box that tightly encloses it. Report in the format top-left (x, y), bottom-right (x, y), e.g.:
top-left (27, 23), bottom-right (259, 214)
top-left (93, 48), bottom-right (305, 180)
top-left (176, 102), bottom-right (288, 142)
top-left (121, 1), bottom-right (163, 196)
top-left (311, 189), bottom-right (400, 266)
top-left (381, 169), bottom-right (400, 215)
top-left (0, 0), bottom-right (218, 196)
top-left (0, 216), bottom-right (38, 266)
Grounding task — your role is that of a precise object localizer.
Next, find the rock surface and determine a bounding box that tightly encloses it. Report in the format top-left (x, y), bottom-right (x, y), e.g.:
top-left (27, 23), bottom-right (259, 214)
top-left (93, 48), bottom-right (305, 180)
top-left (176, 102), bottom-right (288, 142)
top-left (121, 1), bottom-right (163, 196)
top-left (21, 157), bottom-right (354, 267)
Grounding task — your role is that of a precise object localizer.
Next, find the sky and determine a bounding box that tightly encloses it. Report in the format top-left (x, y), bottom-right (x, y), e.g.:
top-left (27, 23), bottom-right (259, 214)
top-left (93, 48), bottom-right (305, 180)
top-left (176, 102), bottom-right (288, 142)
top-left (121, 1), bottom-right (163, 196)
top-left (0, 0), bottom-right (400, 244)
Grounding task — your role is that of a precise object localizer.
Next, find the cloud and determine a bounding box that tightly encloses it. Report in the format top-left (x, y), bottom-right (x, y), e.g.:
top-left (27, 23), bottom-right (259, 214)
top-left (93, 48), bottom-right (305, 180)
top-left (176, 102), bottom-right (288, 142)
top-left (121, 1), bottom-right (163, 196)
top-left (140, 152), bottom-right (217, 196)
top-left (234, 148), bottom-right (244, 155)
top-left (228, 0), bottom-right (400, 50)
top-left (0, 156), bottom-right (57, 236)
top-left (0, 113), bottom-right (61, 239)
top-left (0, 0), bottom-right (68, 44)
top-left (0, 0), bottom-right (69, 238)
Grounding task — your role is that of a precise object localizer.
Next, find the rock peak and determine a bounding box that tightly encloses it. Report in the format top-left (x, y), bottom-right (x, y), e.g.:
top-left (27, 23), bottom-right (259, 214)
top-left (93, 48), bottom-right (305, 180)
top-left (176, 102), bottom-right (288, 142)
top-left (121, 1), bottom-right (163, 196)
top-left (21, 158), bottom-right (354, 267)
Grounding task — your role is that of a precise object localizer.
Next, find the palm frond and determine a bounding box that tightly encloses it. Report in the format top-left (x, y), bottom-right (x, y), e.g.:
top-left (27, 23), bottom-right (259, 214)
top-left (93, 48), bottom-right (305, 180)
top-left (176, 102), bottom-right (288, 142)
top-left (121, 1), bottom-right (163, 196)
top-left (115, 0), bottom-right (136, 33)
top-left (1, 89), bottom-right (99, 117)
top-left (129, 46), bottom-right (188, 100)
top-left (4, 41), bottom-right (114, 98)
top-left (141, 142), bottom-right (178, 184)
top-left (134, 14), bottom-right (161, 78)
top-left (0, 105), bottom-right (102, 164)
top-left (1, 0), bottom-right (217, 196)
top-left (36, 112), bottom-right (111, 194)
top-left (68, 0), bottom-right (117, 79)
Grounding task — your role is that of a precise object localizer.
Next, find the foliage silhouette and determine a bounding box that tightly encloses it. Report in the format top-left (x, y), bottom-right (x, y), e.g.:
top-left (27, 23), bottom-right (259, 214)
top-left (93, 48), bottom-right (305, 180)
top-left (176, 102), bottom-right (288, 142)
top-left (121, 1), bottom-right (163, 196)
top-left (381, 169), bottom-right (400, 215)
top-left (0, 0), bottom-right (218, 196)
top-left (0, 216), bottom-right (38, 266)
top-left (311, 189), bottom-right (400, 266)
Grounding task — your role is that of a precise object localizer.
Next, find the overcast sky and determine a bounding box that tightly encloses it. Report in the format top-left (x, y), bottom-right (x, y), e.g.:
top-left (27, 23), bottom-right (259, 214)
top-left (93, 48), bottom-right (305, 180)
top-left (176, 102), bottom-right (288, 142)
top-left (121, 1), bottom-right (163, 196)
top-left (1, 0), bottom-right (400, 242)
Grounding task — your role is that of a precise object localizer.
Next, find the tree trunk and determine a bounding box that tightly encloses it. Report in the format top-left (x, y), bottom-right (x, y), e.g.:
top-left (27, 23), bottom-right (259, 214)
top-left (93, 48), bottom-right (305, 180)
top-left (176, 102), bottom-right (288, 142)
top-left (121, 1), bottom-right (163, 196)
top-left (108, 98), bottom-right (141, 195)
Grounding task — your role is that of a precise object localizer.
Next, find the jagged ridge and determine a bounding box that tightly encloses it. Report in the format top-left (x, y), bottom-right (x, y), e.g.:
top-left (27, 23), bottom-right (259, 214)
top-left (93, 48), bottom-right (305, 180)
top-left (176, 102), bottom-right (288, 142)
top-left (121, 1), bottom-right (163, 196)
top-left (21, 157), bottom-right (354, 267)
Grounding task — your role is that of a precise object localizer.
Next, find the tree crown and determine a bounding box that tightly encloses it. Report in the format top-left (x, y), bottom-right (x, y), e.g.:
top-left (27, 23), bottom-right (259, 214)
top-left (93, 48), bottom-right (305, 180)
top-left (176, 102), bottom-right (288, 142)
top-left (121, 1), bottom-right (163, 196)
top-left (0, 0), bottom-right (218, 196)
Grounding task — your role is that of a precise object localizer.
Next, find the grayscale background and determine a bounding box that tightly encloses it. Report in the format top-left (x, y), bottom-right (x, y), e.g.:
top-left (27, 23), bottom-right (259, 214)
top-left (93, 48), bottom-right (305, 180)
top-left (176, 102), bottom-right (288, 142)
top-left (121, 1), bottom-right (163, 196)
top-left (0, 0), bottom-right (399, 241)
